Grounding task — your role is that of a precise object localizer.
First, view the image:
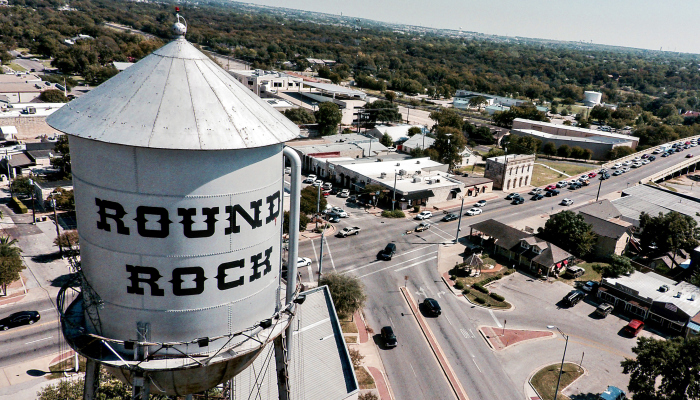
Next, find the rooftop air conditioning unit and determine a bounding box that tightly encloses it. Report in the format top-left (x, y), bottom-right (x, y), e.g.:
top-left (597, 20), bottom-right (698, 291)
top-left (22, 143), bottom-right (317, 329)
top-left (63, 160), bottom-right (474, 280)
top-left (380, 172), bottom-right (387, 179)
top-left (675, 292), bottom-right (682, 298)
top-left (399, 169), bottom-right (407, 175)
top-left (413, 176), bottom-right (421, 183)
top-left (690, 294), bottom-right (696, 301)
top-left (396, 163), bottom-right (401, 166)
top-left (659, 285), bottom-right (669, 292)
top-left (416, 160), bottom-right (421, 164)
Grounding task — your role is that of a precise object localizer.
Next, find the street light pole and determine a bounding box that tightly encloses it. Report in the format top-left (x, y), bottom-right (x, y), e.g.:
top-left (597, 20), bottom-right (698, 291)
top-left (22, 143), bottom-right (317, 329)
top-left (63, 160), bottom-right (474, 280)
top-left (28, 178), bottom-right (35, 224)
top-left (392, 172), bottom-right (397, 212)
top-left (549, 326), bottom-right (569, 400)
top-left (50, 198), bottom-right (62, 258)
top-left (316, 184), bottom-right (321, 230)
top-left (455, 196), bottom-right (465, 243)
top-left (596, 174), bottom-right (604, 202)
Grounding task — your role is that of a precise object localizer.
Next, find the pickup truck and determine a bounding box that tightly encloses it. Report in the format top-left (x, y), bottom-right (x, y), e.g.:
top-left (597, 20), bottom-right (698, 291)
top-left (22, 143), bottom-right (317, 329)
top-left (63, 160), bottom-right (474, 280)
top-left (336, 226), bottom-right (361, 237)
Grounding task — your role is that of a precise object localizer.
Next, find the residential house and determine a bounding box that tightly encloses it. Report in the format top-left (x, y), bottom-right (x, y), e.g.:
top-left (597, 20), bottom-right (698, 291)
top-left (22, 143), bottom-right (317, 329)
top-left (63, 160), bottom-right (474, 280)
top-left (649, 249), bottom-right (691, 271)
top-left (574, 200), bottom-right (632, 258)
top-left (469, 219), bottom-right (574, 276)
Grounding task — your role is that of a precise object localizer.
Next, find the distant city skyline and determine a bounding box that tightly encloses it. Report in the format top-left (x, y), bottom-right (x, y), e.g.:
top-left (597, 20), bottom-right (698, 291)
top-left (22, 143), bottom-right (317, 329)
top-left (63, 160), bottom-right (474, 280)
top-left (245, 0), bottom-right (700, 54)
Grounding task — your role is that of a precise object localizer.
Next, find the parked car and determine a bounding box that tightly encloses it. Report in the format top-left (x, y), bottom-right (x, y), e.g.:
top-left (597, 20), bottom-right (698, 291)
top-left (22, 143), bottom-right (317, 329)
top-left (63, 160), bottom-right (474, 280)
top-left (475, 200), bottom-right (487, 207)
top-left (599, 386), bottom-right (626, 400)
top-left (545, 184), bottom-right (557, 191)
top-left (612, 163), bottom-right (622, 169)
top-left (423, 298), bottom-right (442, 316)
top-left (322, 182), bottom-right (332, 190)
top-left (331, 207), bottom-right (348, 218)
top-left (378, 243), bottom-right (397, 260)
top-left (649, 156), bottom-right (656, 161)
top-left (313, 179), bottom-right (323, 186)
top-left (566, 266), bottom-right (585, 278)
top-left (531, 194), bottom-right (544, 201)
top-left (415, 222), bottom-right (430, 232)
top-left (595, 303), bottom-right (614, 318)
top-left (624, 319), bottom-right (645, 337)
top-left (327, 215), bottom-right (341, 223)
top-left (415, 211), bottom-right (432, 220)
top-left (568, 183), bottom-right (580, 190)
top-left (561, 198), bottom-right (574, 206)
top-left (545, 189), bottom-right (559, 197)
top-left (631, 162), bottom-right (642, 168)
top-left (613, 170), bottom-right (623, 176)
top-left (641, 154), bottom-right (649, 159)
top-left (582, 280), bottom-right (598, 292)
top-left (505, 193), bottom-right (520, 200)
top-left (588, 172), bottom-right (597, 178)
top-left (511, 197), bottom-right (525, 205)
top-left (662, 152), bottom-right (670, 157)
top-left (338, 189), bottom-right (350, 198)
top-left (381, 326), bottom-right (397, 348)
top-left (687, 153), bottom-right (694, 158)
top-left (0, 311), bottom-right (40, 331)
top-left (641, 159), bottom-right (650, 165)
top-left (562, 290), bottom-right (585, 307)
top-left (529, 188), bottom-right (543, 195)
top-left (466, 208), bottom-right (483, 216)
top-left (442, 213), bottom-right (459, 222)
top-left (579, 175), bottom-right (590, 181)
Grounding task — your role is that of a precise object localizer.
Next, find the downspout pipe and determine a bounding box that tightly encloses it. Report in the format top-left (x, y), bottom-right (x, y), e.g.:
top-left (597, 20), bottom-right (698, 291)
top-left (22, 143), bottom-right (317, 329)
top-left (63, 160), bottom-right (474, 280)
top-left (283, 147), bottom-right (301, 362)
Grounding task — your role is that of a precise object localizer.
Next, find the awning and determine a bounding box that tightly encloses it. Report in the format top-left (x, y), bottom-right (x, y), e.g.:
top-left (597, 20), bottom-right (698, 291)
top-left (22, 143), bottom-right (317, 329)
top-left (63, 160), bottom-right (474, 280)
top-left (556, 262), bottom-right (561, 268)
top-left (401, 190), bottom-right (435, 201)
top-left (688, 321), bottom-right (700, 333)
top-left (563, 260), bottom-right (568, 265)
top-left (451, 188), bottom-right (461, 193)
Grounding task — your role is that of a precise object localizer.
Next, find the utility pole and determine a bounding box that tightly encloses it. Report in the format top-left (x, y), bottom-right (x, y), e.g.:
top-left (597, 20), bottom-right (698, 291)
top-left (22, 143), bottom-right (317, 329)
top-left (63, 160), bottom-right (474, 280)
top-left (316, 184), bottom-right (321, 230)
top-left (51, 198), bottom-right (62, 258)
top-left (28, 178), bottom-right (36, 224)
top-left (318, 224), bottom-right (327, 280)
top-left (455, 196), bottom-right (465, 243)
top-left (595, 174), bottom-right (604, 202)
top-left (392, 172), bottom-right (397, 211)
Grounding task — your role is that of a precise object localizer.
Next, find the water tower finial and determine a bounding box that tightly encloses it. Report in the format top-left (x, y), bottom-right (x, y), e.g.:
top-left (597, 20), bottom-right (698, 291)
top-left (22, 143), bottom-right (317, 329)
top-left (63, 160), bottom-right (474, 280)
top-left (173, 7), bottom-right (187, 38)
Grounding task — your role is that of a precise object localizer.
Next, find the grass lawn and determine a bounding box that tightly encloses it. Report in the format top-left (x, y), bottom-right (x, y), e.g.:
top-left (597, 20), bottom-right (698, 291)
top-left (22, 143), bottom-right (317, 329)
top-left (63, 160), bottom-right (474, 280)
top-left (461, 164), bottom-right (486, 176)
top-left (345, 335), bottom-right (357, 344)
top-left (340, 318), bottom-right (358, 334)
top-left (8, 63), bottom-right (27, 72)
top-left (537, 160), bottom-right (594, 176)
top-left (354, 367), bottom-right (376, 389)
top-left (463, 288), bottom-right (511, 309)
top-left (531, 164), bottom-right (567, 187)
top-left (558, 261), bottom-right (604, 286)
top-left (531, 362), bottom-right (584, 400)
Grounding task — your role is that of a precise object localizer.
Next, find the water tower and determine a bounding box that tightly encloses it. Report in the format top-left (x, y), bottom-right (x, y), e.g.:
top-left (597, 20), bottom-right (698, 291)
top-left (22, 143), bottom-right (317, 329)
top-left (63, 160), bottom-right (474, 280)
top-left (48, 13), bottom-right (304, 399)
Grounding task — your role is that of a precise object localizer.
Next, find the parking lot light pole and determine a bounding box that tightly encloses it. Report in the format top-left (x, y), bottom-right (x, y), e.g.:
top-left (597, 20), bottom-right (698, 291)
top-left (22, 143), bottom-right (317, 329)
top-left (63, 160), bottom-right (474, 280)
top-left (547, 325), bottom-right (569, 400)
top-left (596, 174), bottom-right (604, 202)
top-left (316, 184), bottom-right (321, 230)
top-left (455, 196), bottom-right (465, 243)
top-left (392, 172), bottom-right (397, 212)
top-left (28, 178), bottom-right (36, 224)
top-left (50, 198), bottom-right (62, 258)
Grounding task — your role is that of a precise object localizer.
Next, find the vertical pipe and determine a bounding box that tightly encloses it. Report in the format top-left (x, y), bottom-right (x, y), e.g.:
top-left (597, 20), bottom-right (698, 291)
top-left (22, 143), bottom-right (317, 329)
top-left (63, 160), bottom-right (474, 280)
top-left (283, 147), bottom-right (301, 363)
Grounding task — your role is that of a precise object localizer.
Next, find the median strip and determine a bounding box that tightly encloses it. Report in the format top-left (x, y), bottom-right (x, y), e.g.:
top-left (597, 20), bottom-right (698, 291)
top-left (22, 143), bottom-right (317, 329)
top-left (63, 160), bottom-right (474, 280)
top-left (400, 286), bottom-right (470, 400)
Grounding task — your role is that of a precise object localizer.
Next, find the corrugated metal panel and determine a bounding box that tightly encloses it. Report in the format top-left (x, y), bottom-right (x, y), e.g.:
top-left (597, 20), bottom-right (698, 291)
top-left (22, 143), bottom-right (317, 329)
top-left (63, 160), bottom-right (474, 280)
top-left (47, 38), bottom-right (299, 150)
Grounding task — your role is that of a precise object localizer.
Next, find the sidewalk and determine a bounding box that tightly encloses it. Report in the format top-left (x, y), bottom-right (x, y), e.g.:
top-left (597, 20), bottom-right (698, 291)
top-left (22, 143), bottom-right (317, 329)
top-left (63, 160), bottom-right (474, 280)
top-left (351, 310), bottom-right (394, 400)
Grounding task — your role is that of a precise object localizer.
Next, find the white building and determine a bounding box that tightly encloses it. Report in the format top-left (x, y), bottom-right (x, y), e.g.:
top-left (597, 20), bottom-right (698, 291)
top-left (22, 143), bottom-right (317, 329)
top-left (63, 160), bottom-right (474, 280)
top-left (366, 124), bottom-right (424, 144)
top-left (228, 69), bottom-right (304, 97)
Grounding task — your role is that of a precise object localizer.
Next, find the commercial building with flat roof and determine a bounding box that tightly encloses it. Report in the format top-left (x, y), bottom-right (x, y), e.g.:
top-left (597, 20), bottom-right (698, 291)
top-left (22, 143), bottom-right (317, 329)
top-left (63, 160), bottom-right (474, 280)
top-left (510, 128), bottom-right (636, 160)
top-left (612, 184), bottom-right (700, 227)
top-left (228, 69), bottom-right (304, 97)
top-left (512, 118), bottom-right (639, 149)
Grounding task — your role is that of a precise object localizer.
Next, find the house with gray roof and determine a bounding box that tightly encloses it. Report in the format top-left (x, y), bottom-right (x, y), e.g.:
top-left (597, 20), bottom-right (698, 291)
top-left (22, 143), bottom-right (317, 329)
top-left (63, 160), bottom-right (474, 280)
top-left (469, 219), bottom-right (574, 277)
top-left (574, 200), bottom-right (633, 258)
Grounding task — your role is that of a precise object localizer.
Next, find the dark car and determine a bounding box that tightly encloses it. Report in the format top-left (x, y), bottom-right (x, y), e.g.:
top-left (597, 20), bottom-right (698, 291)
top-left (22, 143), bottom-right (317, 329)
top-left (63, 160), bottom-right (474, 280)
top-left (662, 152), bottom-right (670, 157)
top-left (649, 156), bottom-right (656, 161)
top-left (531, 194), bottom-right (544, 201)
top-left (595, 303), bottom-right (613, 318)
top-left (505, 193), bottom-right (519, 200)
top-left (381, 326), bottom-right (397, 348)
top-left (0, 311), bottom-right (40, 330)
top-left (511, 197), bottom-right (525, 205)
top-left (442, 213), bottom-right (458, 222)
top-left (423, 298), bottom-right (442, 316)
top-left (544, 190), bottom-right (559, 197)
top-left (568, 184), bottom-right (580, 190)
top-left (562, 290), bottom-right (585, 307)
top-left (378, 243), bottom-right (397, 260)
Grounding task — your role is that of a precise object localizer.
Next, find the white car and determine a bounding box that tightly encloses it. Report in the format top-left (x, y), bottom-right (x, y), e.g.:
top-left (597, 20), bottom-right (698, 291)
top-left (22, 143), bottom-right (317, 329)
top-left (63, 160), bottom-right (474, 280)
top-left (313, 180), bottom-right (323, 186)
top-left (465, 208), bottom-right (483, 216)
top-left (297, 257), bottom-right (312, 267)
top-left (415, 211), bottom-right (432, 220)
top-left (322, 182), bottom-right (332, 190)
top-left (560, 198), bottom-right (574, 206)
top-left (338, 189), bottom-right (350, 198)
top-left (633, 156), bottom-right (641, 161)
top-left (652, 149), bottom-right (662, 154)
top-left (308, 174), bottom-right (317, 181)
top-left (579, 175), bottom-right (589, 181)
top-left (622, 160), bottom-right (632, 166)
top-left (642, 159), bottom-right (650, 165)
top-left (612, 163), bottom-right (622, 169)
top-left (331, 207), bottom-right (348, 217)
top-left (622, 167), bottom-right (630, 173)
top-left (529, 188), bottom-right (542, 195)
top-left (631, 163), bottom-right (642, 168)
top-left (303, 177), bottom-right (315, 183)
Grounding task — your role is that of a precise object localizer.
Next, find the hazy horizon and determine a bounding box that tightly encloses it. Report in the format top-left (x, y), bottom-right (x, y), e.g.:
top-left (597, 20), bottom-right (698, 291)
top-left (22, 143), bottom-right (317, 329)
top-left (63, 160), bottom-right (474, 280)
top-left (244, 0), bottom-right (700, 54)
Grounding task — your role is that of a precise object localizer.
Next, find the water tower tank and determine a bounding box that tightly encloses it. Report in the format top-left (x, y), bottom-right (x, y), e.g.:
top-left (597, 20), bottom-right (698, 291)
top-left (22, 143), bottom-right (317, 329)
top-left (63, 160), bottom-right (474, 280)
top-left (583, 91), bottom-right (603, 106)
top-left (48, 21), bottom-right (300, 396)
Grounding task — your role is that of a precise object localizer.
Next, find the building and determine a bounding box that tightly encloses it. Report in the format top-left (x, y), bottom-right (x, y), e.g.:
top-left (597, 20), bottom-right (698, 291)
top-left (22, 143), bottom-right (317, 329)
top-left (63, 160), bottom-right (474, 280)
top-left (366, 124), bottom-right (423, 144)
top-left (228, 69), bottom-right (304, 97)
top-left (287, 134), bottom-right (390, 174)
top-left (484, 154), bottom-right (535, 191)
top-left (468, 219), bottom-right (574, 276)
top-left (0, 73), bottom-right (48, 103)
top-left (598, 271), bottom-right (700, 337)
top-left (512, 118), bottom-right (640, 150)
top-left (612, 184), bottom-right (700, 227)
top-left (400, 133), bottom-right (435, 153)
top-left (649, 249), bottom-right (691, 271)
top-left (509, 129), bottom-right (636, 160)
top-left (0, 102), bottom-right (64, 140)
top-left (484, 104), bottom-right (510, 115)
top-left (574, 200), bottom-right (632, 258)
top-left (454, 90), bottom-right (528, 107)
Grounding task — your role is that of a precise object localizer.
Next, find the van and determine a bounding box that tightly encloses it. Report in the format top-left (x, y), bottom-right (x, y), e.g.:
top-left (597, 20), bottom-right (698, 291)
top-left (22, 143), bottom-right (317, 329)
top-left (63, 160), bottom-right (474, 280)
top-left (562, 290), bottom-right (585, 307)
top-left (378, 243), bottom-right (396, 260)
top-left (624, 319), bottom-right (644, 337)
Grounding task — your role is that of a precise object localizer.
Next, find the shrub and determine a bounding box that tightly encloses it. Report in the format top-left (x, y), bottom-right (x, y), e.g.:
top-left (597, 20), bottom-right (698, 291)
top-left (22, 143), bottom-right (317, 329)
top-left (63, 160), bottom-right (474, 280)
top-left (381, 209), bottom-right (406, 218)
top-left (462, 288), bottom-right (470, 295)
top-left (489, 292), bottom-right (505, 302)
top-left (472, 283), bottom-right (489, 294)
top-left (11, 197), bottom-right (27, 214)
top-left (413, 205), bottom-right (420, 213)
top-left (454, 280), bottom-right (464, 290)
top-left (474, 297), bottom-right (486, 304)
top-left (503, 270), bottom-right (512, 276)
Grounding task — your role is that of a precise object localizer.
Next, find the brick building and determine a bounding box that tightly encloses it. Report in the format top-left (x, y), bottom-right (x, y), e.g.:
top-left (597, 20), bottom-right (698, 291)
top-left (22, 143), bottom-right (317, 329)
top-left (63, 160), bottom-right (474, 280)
top-left (484, 154), bottom-right (535, 191)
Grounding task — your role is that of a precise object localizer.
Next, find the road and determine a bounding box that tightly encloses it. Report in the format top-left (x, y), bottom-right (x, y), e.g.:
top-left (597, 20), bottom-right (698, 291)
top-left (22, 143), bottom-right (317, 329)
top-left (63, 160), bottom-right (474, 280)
top-left (292, 149), bottom-right (691, 400)
top-left (0, 297), bottom-right (61, 366)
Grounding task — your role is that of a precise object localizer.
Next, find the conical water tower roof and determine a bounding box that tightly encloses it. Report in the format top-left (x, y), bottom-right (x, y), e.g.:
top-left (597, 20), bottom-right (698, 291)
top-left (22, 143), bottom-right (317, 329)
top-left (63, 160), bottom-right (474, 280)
top-left (46, 38), bottom-right (300, 150)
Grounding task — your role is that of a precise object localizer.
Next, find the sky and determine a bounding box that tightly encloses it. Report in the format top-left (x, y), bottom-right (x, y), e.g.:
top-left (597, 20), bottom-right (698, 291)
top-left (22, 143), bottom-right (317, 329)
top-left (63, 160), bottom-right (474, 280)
top-left (244, 0), bottom-right (700, 54)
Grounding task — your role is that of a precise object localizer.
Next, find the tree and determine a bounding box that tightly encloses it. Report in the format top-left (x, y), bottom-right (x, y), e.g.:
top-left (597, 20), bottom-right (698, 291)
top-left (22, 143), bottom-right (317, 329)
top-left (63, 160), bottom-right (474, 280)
top-left (507, 135), bottom-right (541, 155)
top-left (410, 147), bottom-right (425, 158)
top-left (407, 127), bottom-right (422, 136)
top-left (468, 96), bottom-right (488, 110)
top-left (639, 211), bottom-right (700, 255)
top-left (315, 102), bottom-right (342, 136)
top-left (557, 145), bottom-right (572, 158)
top-left (429, 108), bottom-right (463, 131)
top-left (464, 123), bottom-right (495, 145)
top-left (524, 86), bottom-right (543, 102)
top-left (51, 188), bottom-right (74, 211)
top-left (363, 100), bottom-right (401, 125)
top-left (300, 186), bottom-right (327, 216)
top-left (621, 336), bottom-right (700, 400)
top-left (39, 89), bottom-right (68, 103)
top-left (606, 146), bottom-right (635, 161)
top-left (0, 236), bottom-right (23, 296)
top-left (590, 105), bottom-right (612, 125)
top-left (430, 126), bottom-right (467, 169)
top-left (598, 255), bottom-right (635, 278)
top-left (318, 272), bottom-right (367, 319)
top-left (10, 176), bottom-right (35, 197)
top-left (538, 211), bottom-right (597, 257)
top-left (543, 142), bottom-right (557, 156)
top-left (282, 108), bottom-right (316, 125)
top-left (385, 91), bottom-right (397, 103)
top-left (380, 132), bottom-right (393, 148)
top-left (482, 148), bottom-right (505, 160)
top-left (283, 211), bottom-right (310, 233)
top-left (570, 146), bottom-right (592, 159)
top-left (51, 135), bottom-right (71, 178)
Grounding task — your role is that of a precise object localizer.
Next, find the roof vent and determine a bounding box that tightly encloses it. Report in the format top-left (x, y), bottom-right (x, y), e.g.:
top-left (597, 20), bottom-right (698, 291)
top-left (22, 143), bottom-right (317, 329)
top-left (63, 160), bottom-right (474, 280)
top-left (396, 163), bottom-right (401, 166)
top-left (380, 172), bottom-right (387, 179)
top-left (690, 294), bottom-right (696, 301)
top-left (659, 285), bottom-right (669, 292)
top-left (416, 160), bottom-right (420, 164)
top-left (675, 291), bottom-right (682, 298)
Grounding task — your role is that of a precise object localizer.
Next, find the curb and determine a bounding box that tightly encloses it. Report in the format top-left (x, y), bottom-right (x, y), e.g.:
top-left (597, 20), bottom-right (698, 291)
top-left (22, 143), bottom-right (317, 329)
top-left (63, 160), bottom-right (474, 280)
top-left (477, 327), bottom-right (494, 350)
top-left (527, 362), bottom-right (588, 400)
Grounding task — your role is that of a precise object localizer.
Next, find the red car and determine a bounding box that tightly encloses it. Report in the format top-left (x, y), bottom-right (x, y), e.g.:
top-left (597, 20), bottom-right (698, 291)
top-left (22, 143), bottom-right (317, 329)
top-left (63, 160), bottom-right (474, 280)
top-left (687, 154), bottom-right (694, 158)
top-left (588, 172), bottom-right (597, 178)
top-left (624, 319), bottom-right (645, 337)
top-left (545, 184), bottom-right (557, 190)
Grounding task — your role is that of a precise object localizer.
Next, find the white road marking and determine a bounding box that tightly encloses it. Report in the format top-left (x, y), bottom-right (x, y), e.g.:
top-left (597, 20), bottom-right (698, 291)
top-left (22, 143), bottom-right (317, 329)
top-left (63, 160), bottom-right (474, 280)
top-left (394, 255), bottom-right (438, 272)
top-left (436, 290), bottom-right (446, 298)
top-left (324, 237), bottom-right (337, 272)
top-left (38, 308), bottom-right (55, 313)
top-left (357, 255), bottom-right (437, 279)
top-left (343, 249), bottom-right (437, 275)
top-left (489, 310), bottom-right (502, 328)
top-left (426, 222), bottom-right (455, 240)
top-left (444, 315), bottom-right (452, 326)
top-left (415, 287), bottom-right (427, 298)
top-left (409, 363), bottom-right (418, 378)
top-left (472, 358), bottom-right (482, 373)
top-left (25, 336), bottom-right (52, 345)
top-left (469, 329), bottom-right (476, 339)
top-left (460, 329), bottom-right (470, 339)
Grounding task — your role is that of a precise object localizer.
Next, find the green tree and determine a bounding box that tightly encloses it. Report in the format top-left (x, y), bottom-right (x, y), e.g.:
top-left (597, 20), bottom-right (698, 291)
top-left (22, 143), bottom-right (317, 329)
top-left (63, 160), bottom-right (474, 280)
top-left (570, 146), bottom-right (587, 159)
top-left (385, 91), bottom-right (397, 103)
top-left (363, 100), bottom-right (401, 125)
top-left (524, 86), bottom-right (543, 102)
top-left (407, 127), bottom-right (422, 136)
top-left (300, 186), bottom-right (327, 216)
top-left (464, 123), bottom-right (495, 144)
top-left (50, 188), bottom-right (74, 211)
top-left (429, 108), bottom-right (463, 131)
top-left (606, 146), bottom-right (635, 161)
top-left (315, 102), bottom-right (342, 136)
top-left (621, 336), bottom-right (700, 400)
top-left (639, 211), bottom-right (700, 255)
top-left (557, 145), bottom-right (572, 158)
top-left (543, 142), bottom-right (557, 156)
top-left (482, 148), bottom-right (505, 160)
top-left (597, 255), bottom-right (635, 278)
top-left (590, 105), bottom-right (612, 125)
top-left (39, 89), bottom-right (68, 103)
top-left (283, 108), bottom-right (316, 125)
top-left (410, 147), bottom-right (425, 158)
top-left (10, 176), bottom-right (35, 197)
top-left (430, 126), bottom-right (467, 169)
top-left (0, 236), bottom-right (23, 296)
top-left (468, 96), bottom-right (488, 110)
top-left (283, 211), bottom-right (310, 234)
top-left (51, 135), bottom-right (71, 178)
top-left (318, 272), bottom-right (367, 319)
top-left (37, 368), bottom-right (175, 400)
top-left (507, 135), bottom-right (541, 155)
top-left (380, 132), bottom-right (393, 148)
top-left (539, 211), bottom-right (597, 257)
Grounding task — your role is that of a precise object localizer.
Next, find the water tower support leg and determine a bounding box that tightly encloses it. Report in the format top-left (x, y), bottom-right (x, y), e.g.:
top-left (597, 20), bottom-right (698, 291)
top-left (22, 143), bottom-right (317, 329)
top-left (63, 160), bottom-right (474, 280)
top-left (273, 336), bottom-right (290, 400)
top-left (83, 359), bottom-right (100, 400)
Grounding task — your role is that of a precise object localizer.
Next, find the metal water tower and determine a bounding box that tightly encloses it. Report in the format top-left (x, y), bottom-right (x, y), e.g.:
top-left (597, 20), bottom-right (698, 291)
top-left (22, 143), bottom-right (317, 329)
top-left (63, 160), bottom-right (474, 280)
top-left (48, 12), bottom-right (304, 399)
